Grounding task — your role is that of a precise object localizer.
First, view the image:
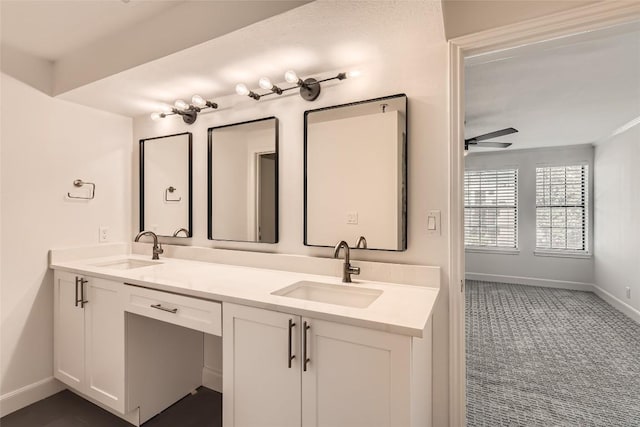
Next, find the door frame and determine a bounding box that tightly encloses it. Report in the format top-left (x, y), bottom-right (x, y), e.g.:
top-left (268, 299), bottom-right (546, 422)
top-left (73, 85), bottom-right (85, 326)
top-left (447, 2), bottom-right (640, 425)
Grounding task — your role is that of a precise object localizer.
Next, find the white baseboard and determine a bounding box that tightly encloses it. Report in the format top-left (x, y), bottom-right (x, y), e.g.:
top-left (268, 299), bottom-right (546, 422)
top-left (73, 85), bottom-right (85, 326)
top-left (465, 273), bottom-right (595, 292)
top-left (202, 366), bottom-right (222, 393)
top-left (0, 376), bottom-right (65, 417)
top-left (592, 285), bottom-right (640, 324)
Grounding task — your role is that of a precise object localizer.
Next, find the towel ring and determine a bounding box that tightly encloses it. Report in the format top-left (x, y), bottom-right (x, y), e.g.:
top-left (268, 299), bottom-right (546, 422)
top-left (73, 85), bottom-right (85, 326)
top-left (165, 186), bottom-right (181, 202)
top-left (68, 179), bottom-right (95, 200)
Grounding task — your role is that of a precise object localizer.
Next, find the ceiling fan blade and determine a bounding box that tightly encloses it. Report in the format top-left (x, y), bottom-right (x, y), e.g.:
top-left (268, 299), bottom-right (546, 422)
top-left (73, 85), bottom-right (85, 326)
top-left (465, 127), bottom-right (518, 143)
top-left (473, 141), bottom-right (512, 148)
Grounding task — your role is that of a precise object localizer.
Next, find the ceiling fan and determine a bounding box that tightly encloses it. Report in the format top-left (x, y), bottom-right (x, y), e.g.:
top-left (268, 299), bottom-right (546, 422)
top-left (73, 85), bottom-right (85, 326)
top-left (464, 127), bottom-right (518, 151)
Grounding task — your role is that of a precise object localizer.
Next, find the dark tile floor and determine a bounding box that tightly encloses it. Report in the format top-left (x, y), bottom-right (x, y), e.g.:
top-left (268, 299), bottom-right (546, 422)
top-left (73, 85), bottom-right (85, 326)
top-left (0, 387), bottom-right (221, 427)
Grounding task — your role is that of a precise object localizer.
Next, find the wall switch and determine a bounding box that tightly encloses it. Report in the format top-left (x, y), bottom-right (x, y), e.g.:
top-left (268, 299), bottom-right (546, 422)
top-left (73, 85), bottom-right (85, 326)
top-left (346, 211), bottom-right (358, 225)
top-left (99, 226), bottom-right (109, 243)
top-left (626, 287), bottom-right (631, 299)
top-left (427, 210), bottom-right (441, 235)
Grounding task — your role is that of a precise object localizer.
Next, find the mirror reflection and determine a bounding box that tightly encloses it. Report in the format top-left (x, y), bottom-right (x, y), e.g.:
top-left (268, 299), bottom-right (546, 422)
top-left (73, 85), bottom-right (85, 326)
top-left (304, 94), bottom-right (407, 251)
top-left (208, 117), bottom-right (279, 243)
top-left (140, 132), bottom-right (192, 237)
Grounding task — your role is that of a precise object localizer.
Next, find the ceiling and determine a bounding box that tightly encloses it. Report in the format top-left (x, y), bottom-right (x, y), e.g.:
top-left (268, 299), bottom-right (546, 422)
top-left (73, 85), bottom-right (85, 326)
top-left (1, 0), bottom-right (183, 61)
top-left (465, 21), bottom-right (640, 152)
top-left (55, 1), bottom-right (438, 117)
top-left (0, 0), bottom-right (312, 94)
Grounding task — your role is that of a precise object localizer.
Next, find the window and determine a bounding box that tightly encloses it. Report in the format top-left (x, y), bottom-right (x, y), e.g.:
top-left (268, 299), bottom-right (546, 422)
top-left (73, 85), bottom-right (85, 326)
top-left (536, 164), bottom-right (588, 253)
top-left (464, 169), bottom-right (518, 249)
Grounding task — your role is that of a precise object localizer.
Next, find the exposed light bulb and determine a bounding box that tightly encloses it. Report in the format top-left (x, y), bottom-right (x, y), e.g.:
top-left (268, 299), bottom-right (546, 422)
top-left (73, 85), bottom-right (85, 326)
top-left (174, 99), bottom-right (189, 110)
top-left (192, 95), bottom-right (206, 108)
top-left (150, 112), bottom-right (161, 121)
top-left (235, 83), bottom-right (250, 96)
top-left (259, 77), bottom-right (272, 90)
top-left (347, 70), bottom-right (361, 78)
top-left (284, 70), bottom-right (299, 84)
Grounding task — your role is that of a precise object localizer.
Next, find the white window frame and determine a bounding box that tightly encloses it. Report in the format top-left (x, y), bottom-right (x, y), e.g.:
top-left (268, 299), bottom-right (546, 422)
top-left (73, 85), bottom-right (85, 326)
top-left (464, 168), bottom-right (519, 252)
top-left (534, 163), bottom-right (591, 258)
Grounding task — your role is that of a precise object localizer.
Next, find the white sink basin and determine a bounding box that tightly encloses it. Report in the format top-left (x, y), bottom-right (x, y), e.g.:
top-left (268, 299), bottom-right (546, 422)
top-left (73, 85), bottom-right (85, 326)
top-left (92, 259), bottom-right (160, 270)
top-left (272, 281), bottom-right (382, 308)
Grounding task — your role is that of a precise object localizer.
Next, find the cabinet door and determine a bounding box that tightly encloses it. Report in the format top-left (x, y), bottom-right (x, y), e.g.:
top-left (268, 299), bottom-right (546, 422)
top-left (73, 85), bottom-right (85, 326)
top-left (223, 303), bottom-right (301, 427)
top-left (302, 318), bottom-right (411, 427)
top-left (53, 271), bottom-right (84, 388)
top-left (84, 277), bottom-right (125, 412)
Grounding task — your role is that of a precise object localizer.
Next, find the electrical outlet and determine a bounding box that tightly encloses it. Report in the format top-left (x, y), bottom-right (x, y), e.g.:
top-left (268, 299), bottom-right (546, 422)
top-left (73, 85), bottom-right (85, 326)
top-left (626, 287), bottom-right (631, 299)
top-left (99, 226), bottom-right (109, 243)
top-left (346, 211), bottom-right (358, 225)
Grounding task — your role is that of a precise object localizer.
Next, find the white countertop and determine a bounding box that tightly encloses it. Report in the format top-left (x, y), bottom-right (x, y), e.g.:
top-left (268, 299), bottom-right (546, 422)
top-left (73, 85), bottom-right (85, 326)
top-left (51, 253), bottom-right (439, 337)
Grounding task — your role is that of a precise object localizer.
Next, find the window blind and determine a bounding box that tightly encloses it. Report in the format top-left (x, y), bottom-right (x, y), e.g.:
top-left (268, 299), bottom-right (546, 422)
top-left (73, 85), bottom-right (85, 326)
top-left (464, 169), bottom-right (518, 249)
top-left (535, 164), bottom-right (588, 252)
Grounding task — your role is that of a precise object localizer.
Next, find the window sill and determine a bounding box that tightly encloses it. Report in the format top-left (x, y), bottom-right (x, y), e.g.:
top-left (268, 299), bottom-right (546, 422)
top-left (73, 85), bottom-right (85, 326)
top-left (534, 250), bottom-right (592, 259)
top-left (465, 247), bottom-right (520, 255)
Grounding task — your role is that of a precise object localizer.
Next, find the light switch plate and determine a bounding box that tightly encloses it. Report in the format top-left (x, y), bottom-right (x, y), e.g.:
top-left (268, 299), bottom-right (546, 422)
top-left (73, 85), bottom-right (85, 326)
top-left (427, 210), bottom-right (441, 235)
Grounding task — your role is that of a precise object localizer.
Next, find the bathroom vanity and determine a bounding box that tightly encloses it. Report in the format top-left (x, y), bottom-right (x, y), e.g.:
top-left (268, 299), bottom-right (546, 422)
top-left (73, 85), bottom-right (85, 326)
top-left (49, 244), bottom-right (439, 427)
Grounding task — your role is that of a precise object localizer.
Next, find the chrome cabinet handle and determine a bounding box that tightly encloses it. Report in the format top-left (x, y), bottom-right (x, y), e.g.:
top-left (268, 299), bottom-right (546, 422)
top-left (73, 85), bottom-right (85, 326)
top-left (150, 303), bottom-right (178, 314)
top-left (303, 321), bottom-right (310, 372)
top-left (288, 319), bottom-right (296, 368)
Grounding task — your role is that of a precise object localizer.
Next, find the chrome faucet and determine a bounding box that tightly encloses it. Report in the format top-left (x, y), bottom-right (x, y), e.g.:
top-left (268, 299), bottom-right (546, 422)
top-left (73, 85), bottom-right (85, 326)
top-left (172, 228), bottom-right (189, 237)
top-left (333, 240), bottom-right (360, 283)
top-left (355, 236), bottom-right (367, 249)
top-left (135, 231), bottom-right (163, 260)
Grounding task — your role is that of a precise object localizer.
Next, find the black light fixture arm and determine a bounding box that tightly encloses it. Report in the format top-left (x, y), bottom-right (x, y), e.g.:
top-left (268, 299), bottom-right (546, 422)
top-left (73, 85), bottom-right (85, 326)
top-left (150, 70), bottom-right (357, 124)
top-left (244, 71), bottom-right (351, 102)
top-left (151, 96), bottom-right (219, 124)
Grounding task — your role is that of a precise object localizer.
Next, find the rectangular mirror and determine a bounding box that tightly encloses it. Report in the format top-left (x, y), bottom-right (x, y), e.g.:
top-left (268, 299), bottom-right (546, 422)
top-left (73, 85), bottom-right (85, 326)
top-left (304, 94), bottom-right (407, 251)
top-left (140, 132), bottom-right (192, 237)
top-left (208, 117), bottom-right (279, 243)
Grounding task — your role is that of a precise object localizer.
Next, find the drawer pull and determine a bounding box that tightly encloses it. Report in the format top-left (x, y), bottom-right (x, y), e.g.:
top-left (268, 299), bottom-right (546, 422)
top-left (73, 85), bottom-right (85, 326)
top-left (150, 303), bottom-right (178, 314)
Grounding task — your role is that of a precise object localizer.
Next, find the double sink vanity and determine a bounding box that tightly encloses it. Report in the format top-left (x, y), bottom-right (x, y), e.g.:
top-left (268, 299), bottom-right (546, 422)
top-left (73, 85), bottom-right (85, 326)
top-left (49, 92), bottom-right (438, 426)
top-left (49, 244), bottom-right (439, 427)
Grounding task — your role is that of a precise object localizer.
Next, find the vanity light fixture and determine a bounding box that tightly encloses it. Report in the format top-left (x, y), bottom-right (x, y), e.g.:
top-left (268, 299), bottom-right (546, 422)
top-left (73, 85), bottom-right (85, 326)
top-left (258, 77), bottom-right (283, 95)
top-left (235, 83), bottom-right (261, 100)
top-left (236, 69), bottom-right (355, 102)
top-left (150, 94), bottom-right (219, 124)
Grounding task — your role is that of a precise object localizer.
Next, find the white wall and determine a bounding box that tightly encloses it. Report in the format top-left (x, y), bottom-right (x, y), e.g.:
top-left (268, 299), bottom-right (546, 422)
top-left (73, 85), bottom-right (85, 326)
top-left (132, 2), bottom-right (451, 423)
top-left (465, 145), bottom-right (595, 287)
top-left (0, 73), bottom-right (132, 414)
top-left (594, 126), bottom-right (640, 312)
top-left (441, 0), bottom-right (595, 40)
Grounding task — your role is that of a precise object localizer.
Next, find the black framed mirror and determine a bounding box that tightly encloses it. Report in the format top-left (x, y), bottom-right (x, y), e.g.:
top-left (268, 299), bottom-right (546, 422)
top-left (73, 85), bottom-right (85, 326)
top-left (208, 117), bottom-right (279, 243)
top-left (304, 94), bottom-right (407, 251)
top-left (139, 132), bottom-right (193, 237)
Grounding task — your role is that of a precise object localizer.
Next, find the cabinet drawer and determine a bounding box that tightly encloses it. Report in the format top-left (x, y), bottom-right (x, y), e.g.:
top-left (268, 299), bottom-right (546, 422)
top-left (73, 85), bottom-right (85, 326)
top-left (124, 285), bottom-right (221, 336)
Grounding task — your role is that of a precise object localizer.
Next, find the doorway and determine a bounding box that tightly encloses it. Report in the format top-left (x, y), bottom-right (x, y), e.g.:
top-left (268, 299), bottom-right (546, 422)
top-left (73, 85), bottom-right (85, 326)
top-left (448, 3), bottom-right (640, 425)
top-left (256, 152), bottom-right (277, 243)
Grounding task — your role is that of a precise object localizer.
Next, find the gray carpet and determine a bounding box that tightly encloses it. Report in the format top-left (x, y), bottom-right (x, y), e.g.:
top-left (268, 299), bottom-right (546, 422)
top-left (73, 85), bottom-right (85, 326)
top-left (466, 280), bottom-right (640, 426)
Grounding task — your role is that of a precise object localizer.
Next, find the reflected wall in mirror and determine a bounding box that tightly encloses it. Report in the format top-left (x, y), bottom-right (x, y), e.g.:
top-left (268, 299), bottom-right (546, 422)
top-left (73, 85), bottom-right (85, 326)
top-left (304, 94), bottom-right (407, 251)
top-left (140, 132), bottom-right (192, 237)
top-left (208, 117), bottom-right (279, 243)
